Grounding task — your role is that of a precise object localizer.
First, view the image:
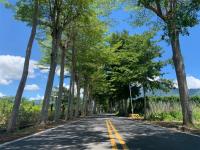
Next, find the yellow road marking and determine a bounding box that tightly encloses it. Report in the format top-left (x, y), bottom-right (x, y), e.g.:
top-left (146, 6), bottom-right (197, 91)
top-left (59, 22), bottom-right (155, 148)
top-left (108, 120), bottom-right (129, 150)
top-left (106, 120), bottom-right (118, 150)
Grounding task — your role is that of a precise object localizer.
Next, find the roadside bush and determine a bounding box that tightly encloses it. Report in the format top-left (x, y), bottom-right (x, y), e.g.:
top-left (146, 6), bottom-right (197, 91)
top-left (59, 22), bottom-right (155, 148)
top-left (18, 101), bottom-right (41, 128)
top-left (0, 98), bottom-right (13, 128)
top-left (0, 97), bottom-right (41, 130)
top-left (148, 112), bottom-right (175, 121)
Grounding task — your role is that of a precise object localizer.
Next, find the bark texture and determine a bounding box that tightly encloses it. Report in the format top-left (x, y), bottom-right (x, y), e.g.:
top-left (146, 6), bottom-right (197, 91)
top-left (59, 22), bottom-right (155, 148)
top-left (66, 76), bottom-right (72, 120)
top-left (143, 86), bottom-right (147, 120)
top-left (40, 30), bottom-right (61, 124)
top-left (68, 36), bottom-right (76, 119)
top-left (7, 0), bottom-right (38, 132)
top-left (140, 0), bottom-right (193, 127)
top-left (54, 41), bottom-right (68, 121)
top-left (170, 29), bottom-right (193, 126)
top-left (75, 76), bottom-right (81, 117)
top-left (82, 81), bottom-right (88, 116)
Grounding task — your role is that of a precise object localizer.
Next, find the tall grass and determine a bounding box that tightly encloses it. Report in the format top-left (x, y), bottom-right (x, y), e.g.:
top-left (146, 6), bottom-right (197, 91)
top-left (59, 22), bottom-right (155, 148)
top-left (0, 97), bottom-right (41, 130)
top-left (147, 96), bottom-right (200, 122)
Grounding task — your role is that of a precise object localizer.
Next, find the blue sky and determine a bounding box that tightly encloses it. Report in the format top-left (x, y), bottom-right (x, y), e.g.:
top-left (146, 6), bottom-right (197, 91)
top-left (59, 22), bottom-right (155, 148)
top-left (0, 3), bottom-right (200, 99)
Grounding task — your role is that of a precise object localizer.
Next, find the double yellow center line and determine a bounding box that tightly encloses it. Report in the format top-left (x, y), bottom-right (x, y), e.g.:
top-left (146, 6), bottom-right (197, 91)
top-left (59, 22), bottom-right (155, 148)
top-left (106, 120), bottom-right (128, 150)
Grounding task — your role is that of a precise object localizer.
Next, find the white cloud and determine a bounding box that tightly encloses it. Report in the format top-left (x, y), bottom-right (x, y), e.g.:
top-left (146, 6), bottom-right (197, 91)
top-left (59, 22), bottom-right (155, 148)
top-left (186, 76), bottom-right (200, 89)
top-left (39, 65), bottom-right (69, 77)
top-left (29, 94), bottom-right (44, 100)
top-left (0, 55), bottom-right (38, 85)
top-left (38, 65), bottom-right (49, 73)
top-left (0, 92), bottom-right (5, 97)
top-left (0, 79), bottom-right (12, 85)
top-left (56, 66), bottom-right (69, 76)
top-left (40, 69), bottom-right (49, 73)
top-left (25, 84), bottom-right (40, 91)
top-left (174, 76), bottom-right (200, 89)
top-left (63, 83), bottom-right (70, 89)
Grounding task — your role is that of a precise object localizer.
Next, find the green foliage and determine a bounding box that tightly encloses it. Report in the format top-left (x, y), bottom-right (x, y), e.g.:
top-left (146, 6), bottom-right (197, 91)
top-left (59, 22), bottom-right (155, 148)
top-left (0, 97), bottom-right (13, 127)
top-left (149, 96), bottom-right (180, 102)
top-left (100, 31), bottom-right (171, 102)
top-left (121, 0), bottom-right (200, 39)
top-left (18, 100), bottom-right (41, 127)
top-left (0, 97), bottom-right (41, 129)
top-left (147, 96), bottom-right (200, 122)
top-left (127, 96), bottom-right (200, 122)
top-left (0, 0), bottom-right (12, 8)
top-left (148, 111), bottom-right (182, 121)
top-left (148, 96), bottom-right (200, 103)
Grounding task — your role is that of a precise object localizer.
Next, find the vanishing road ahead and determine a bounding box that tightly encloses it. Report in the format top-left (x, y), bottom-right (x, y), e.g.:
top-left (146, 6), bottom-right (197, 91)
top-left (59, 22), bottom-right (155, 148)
top-left (1, 115), bottom-right (200, 150)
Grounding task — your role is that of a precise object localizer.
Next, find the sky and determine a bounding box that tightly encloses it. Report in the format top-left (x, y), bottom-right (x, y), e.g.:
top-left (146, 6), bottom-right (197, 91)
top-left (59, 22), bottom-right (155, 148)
top-left (0, 2), bottom-right (200, 99)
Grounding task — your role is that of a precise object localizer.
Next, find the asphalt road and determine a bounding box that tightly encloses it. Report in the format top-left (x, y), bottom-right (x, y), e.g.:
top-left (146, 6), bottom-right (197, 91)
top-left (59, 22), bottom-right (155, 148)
top-left (1, 115), bottom-right (200, 150)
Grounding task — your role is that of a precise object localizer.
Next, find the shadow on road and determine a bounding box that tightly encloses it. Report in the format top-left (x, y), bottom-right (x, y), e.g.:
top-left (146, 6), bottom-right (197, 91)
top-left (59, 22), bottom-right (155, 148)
top-left (112, 118), bottom-right (200, 150)
top-left (2, 115), bottom-right (200, 150)
top-left (1, 117), bottom-right (111, 150)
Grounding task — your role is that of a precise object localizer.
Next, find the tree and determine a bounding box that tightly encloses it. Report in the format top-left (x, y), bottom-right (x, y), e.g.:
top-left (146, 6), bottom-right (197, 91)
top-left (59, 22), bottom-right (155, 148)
top-left (39, 0), bottom-right (109, 120)
top-left (54, 39), bottom-right (69, 121)
top-left (68, 29), bottom-right (77, 119)
top-left (65, 8), bottom-right (108, 117)
top-left (102, 31), bottom-right (171, 116)
top-left (7, 0), bottom-right (39, 132)
top-left (129, 0), bottom-right (200, 126)
top-left (40, 0), bottom-right (93, 124)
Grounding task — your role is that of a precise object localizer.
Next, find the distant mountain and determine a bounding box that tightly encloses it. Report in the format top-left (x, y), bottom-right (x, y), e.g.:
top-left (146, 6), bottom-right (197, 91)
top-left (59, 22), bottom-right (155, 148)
top-left (188, 89), bottom-right (200, 96)
top-left (148, 88), bottom-right (200, 97)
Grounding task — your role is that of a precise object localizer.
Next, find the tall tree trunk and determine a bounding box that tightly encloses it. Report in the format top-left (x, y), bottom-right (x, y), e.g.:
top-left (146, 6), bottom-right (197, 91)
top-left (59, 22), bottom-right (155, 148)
top-left (124, 99), bottom-right (128, 116)
top-left (70, 75), bottom-right (75, 118)
top-left (93, 100), bottom-right (96, 114)
top-left (75, 76), bottom-right (80, 117)
top-left (40, 29), bottom-right (61, 124)
top-left (82, 81), bottom-right (88, 116)
top-left (69, 37), bottom-right (76, 119)
top-left (7, 0), bottom-right (38, 132)
top-left (54, 41), bottom-right (67, 122)
top-left (66, 76), bottom-right (72, 120)
top-left (88, 91), bottom-right (93, 115)
top-left (122, 99), bottom-right (124, 115)
top-left (143, 86), bottom-right (147, 120)
top-left (169, 29), bottom-right (193, 126)
top-left (86, 85), bottom-right (91, 116)
top-left (119, 99), bottom-right (124, 116)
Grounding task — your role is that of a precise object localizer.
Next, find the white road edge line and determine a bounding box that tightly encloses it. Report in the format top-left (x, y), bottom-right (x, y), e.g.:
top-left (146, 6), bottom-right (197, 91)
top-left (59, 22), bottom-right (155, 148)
top-left (0, 119), bottom-right (82, 148)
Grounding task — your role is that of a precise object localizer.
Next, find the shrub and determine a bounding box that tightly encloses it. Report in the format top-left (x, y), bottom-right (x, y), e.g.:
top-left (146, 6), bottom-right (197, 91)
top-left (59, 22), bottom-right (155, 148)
top-left (0, 97), bottom-right (41, 130)
top-left (146, 96), bottom-right (200, 122)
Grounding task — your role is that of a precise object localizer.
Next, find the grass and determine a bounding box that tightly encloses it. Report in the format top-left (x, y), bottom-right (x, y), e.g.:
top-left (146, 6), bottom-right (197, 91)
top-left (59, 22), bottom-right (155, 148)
top-left (143, 100), bottom-right (200, 135)
top-left (147, 101), bottom-right (200, 122)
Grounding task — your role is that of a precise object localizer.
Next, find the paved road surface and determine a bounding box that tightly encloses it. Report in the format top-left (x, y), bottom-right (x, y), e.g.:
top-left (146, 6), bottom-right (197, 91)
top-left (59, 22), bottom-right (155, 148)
top-left (1, 115), bottom-right (200, 150)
